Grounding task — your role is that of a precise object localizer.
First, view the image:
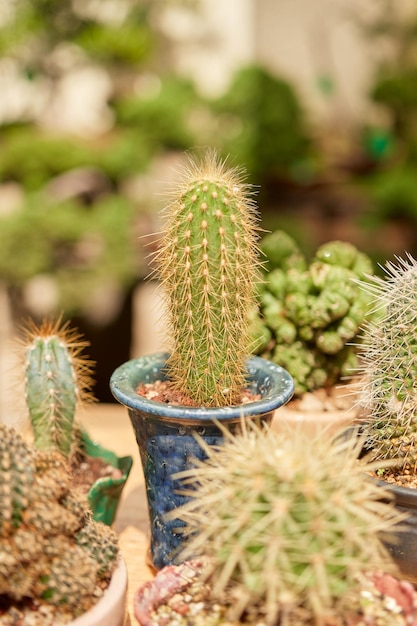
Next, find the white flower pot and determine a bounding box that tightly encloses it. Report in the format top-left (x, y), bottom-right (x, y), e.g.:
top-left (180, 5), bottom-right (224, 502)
top-left (71, 555), bottom-right (128, 626)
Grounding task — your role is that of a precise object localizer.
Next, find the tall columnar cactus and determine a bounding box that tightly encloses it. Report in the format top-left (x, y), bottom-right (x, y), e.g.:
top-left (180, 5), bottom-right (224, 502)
top-left (0, 424), bottom-right (118, 623)
top-left (156, 151), bottom-right (261, 406)
top-left (172, 423), bottom-right (404, 625)
top-left (253, 231), bottom-right (374, 395)
top-left (21, 318), bottom-right (94, 456)
top-left (357, 254), bottom-right (417, 467)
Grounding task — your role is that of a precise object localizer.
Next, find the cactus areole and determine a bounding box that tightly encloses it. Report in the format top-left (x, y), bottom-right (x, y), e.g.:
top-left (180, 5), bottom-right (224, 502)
top-left (155, 153), bottom-right (261, 407)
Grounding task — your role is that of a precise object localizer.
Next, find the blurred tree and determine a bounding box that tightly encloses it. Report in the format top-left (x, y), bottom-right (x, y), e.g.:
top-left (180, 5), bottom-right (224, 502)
top-left (355, 0), bottom-right (417, 151)
top-left (211, 65), bottom-right (314, 186)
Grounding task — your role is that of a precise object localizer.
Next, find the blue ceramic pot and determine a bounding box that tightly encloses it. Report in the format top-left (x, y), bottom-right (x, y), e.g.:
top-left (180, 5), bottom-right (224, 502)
top-left (110, 352), bottom-right (294, 570)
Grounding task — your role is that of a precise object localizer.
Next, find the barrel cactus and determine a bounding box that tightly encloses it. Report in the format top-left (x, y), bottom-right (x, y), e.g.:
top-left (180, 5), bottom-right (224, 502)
top-left (0, 424), bottom-right (118, 623)
top-left (356, 254), bottom-right (417, 470)
top-left (155, 151), bottom-right (261, 406)
top-left (252, 231), bottom-right (374, 395)
top-left (172, 422), bottom-right (404, 625)
top-left (19, 317), bottom-right (94, 456)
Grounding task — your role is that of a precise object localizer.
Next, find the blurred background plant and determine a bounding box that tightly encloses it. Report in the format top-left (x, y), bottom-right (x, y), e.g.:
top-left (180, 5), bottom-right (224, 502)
top-left (0, 0), bottom-right (206, 401)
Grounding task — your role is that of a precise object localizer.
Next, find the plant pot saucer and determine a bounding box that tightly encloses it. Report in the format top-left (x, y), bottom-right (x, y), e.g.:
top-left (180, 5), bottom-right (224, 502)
top-left (133, 560), bottom-right (417, 626)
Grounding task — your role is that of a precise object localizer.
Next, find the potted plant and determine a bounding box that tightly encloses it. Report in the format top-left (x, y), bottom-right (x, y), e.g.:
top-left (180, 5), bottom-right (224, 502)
top-left (17, 317), bottom-right (132, 525)
top-left (110, 151), bottom-right (294, 571)
top-left (251, 229), bottom-right (374, 433)
top-left (0, 423), bottom-right (126, 626)
top-left (352, 253), bottom-right (417, 583)
top-left (133, 421), bottom-right (414, 625)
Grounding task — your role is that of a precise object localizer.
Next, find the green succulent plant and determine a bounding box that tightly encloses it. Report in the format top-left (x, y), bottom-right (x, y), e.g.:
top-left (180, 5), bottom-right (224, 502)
top-left (155, 151), bottom-right (261, 407)
top-left (19, 318), bottom-right (94, 457)
top-left (0, 424), bottom-right (118, 623)
top-left (356, 254), bottom-right (417, 469)
top-left (172, 422), bottom-right (403, 625)
top-left (253, 230), bottom-right (374, 395)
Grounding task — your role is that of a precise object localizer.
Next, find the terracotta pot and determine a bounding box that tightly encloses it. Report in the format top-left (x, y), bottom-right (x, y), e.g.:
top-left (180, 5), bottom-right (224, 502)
top-left (110, 352), bottom-right (294, 571)
top-left (71, 555), bottom-right (128, 626)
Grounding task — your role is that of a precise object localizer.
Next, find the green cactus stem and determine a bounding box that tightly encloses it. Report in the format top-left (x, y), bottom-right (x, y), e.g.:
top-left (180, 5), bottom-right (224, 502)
top-left (155, 151), bottom-right (261, 406)
top-left (171, 422), bottom-right (404, 625)
top-left (356, 254), bottom-right (417, 467)
top-left (21, 318), bottom-right (94, 456)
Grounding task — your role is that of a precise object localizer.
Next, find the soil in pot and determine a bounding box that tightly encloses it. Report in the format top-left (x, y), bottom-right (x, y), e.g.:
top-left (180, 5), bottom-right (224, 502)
top-left (136, 380), bottom-right (260, 407)
top-left (70, 449), bottom-right (124, 493)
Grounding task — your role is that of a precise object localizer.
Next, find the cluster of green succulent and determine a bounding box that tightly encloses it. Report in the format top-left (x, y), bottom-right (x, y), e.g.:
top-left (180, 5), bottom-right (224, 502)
top-left (251, 230), bottom-right (375, 395)
top-left (173, 422), bottom-right (403, 625)
top-left (357, 254), bottom-right (417, 469)
top-left (0, 424), bottom-right (118, 622)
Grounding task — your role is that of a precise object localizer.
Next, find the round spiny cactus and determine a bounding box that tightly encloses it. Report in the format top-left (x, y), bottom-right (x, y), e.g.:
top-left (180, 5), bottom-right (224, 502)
top-left (356, 254), bottom-right (417, 467)
top-left (155, 151), bottom-right (261, 406)
top-left (0, 424), bottom-right (118, 621)
top-left (171, 422), bottom-right (403, 625)
top-left (20, 317), bottom-right (94, 456)
top-left (0, 425), bottom-right (35, 534)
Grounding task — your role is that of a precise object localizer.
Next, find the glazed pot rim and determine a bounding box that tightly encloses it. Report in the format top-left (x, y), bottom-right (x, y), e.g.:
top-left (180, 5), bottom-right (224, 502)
top-left (376, 477), bottom-right (417, 507)
top-left (110, 352), bottom-right (294, 421)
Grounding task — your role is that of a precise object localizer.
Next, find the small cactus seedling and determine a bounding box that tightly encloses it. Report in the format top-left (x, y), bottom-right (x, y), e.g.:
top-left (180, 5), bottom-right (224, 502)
top-left (20, 318), bottom-right (94, 456)
top-left (0, 424), bottom-right (118, 623)
top-left (171, 422), bottom-right (404, 625)
top-left (356, 254), bottom-right (417, 469)
top-left (154, 151), bottom-right (261, 407)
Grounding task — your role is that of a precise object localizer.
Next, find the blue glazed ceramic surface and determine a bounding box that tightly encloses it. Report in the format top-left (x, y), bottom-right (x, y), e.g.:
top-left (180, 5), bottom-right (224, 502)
top-left (110, 353), bottom-right (294, 570)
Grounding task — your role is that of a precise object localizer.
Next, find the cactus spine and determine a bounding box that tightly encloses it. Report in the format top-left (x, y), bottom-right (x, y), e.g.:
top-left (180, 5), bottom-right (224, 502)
top-left (172, 423), bottom-right (403, 625)
top-left (357, 254), bottom-right (417, 467)
top-left (0, 424), bottom-right (118, 623)
top-left (156, 152), bottom-right (261, 406)
top-left (21, 318), bottom-right (94, 456)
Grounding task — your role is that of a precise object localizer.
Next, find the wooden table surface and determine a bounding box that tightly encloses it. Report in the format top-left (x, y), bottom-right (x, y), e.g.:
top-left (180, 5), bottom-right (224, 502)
top-left (79, 403), bottom-right (154, 625)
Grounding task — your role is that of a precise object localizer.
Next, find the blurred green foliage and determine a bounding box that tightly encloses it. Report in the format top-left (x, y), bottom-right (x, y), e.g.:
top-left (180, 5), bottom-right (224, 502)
top-left (112, 76), bottom-right (204, 152)
top-left (0, 193), bottom-right (139, 315)
top-left (0, 127), bottom-right (96, 191)
top-left (211, 65), bottom-right (313, 184)
top-left (362, 2), bottom-right (417, 152)
top-left (362, 167), bottom-right (417, 226)
top-left (0, 0), bottom-right (153, 74)
top-left (0, 0), bottom-right (200, 318)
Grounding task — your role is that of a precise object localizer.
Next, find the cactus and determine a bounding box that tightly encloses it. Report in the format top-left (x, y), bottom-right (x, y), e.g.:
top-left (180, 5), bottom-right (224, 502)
top-left (356, 254), bottom-right (417, 469)
top-left (0, 424), bottom-right (118, 623)
top-left (155, 151), bottom-right (261, 406)
top-left (253, 231), bottom-right (374, 395)
top-left (171, 422), bottom-right (404, 625)
top-left (20, 318), bottom-right (94, 456)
